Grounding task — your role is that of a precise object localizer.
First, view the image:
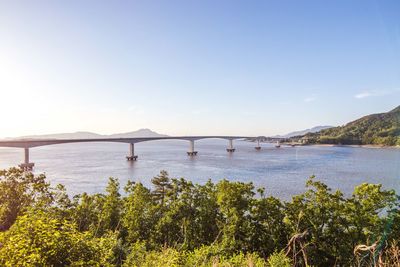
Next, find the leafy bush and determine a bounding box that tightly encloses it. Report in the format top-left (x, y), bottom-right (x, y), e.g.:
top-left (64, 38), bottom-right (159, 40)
top-left (0, 209), bottom-right (101, 266)
top-left (267, 250), bottom-right (292, 267)
top-left (124, 246), bottom-right (182, 267)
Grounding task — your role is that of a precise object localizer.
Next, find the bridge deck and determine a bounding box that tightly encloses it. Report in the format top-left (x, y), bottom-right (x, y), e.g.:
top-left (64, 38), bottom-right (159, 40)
top-left (0, 135), bottom-right (288, 170)
top-left (0, 136), bottom-right (257, 148)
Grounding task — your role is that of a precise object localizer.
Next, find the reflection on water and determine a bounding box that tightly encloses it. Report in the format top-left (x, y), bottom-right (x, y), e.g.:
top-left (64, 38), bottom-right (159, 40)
top-left (0, 139), bottom-right (399, 199)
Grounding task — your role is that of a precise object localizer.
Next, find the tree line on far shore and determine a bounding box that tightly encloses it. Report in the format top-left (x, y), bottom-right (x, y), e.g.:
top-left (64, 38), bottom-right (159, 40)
top-left (0, 168), bottom-right (399, 266)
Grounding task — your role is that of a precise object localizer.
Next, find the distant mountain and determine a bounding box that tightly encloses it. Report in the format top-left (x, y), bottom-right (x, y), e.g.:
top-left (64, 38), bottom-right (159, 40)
top-left (276, 126), bottom-right (334, 138)
top-left (303, 105), bottom-right (400, 146)
top-left (108, 129), bottom-right (168, 138)
top-left (8, 128), bottom-right (168, 140)
top-left (12, 131), bottom-right (103, 140)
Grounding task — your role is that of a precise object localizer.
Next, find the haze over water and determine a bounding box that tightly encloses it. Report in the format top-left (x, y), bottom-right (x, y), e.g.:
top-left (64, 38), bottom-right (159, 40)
top-left (0, 140), bottom-right (399, 199)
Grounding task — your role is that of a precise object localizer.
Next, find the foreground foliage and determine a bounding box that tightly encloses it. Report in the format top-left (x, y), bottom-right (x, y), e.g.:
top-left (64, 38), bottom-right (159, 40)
top-left (0, 168), bottom-right (399, 266)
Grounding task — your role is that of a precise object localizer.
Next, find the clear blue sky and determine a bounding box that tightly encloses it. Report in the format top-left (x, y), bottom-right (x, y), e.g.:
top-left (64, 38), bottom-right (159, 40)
top-left (0, 0), bottom-right (399, 137)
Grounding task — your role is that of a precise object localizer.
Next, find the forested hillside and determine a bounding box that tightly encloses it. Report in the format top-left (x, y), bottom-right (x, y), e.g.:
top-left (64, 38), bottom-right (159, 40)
top-left (1, 169), bottom-right (400, 266)
top-left (303, 106), bottom-right (400, 146)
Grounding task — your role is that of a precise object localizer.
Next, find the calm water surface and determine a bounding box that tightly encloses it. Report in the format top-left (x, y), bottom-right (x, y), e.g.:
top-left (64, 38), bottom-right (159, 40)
top-left (0, 140), bottom-right (399, 199)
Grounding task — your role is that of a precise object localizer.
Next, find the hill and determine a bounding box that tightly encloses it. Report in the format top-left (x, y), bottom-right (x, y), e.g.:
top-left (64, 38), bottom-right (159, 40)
top-left (274, 126), bottom-right (334, 138)
top-left (302, 106), bottom-right (400, 146)
top-left (108, 128), bottom-right (168, 138)
top-left (7, 128), bottom-right (168, 140)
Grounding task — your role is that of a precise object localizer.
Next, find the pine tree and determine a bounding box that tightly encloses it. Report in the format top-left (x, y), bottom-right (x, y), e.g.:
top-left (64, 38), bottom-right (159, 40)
top-left (151, 170), bottom-right (173, 206)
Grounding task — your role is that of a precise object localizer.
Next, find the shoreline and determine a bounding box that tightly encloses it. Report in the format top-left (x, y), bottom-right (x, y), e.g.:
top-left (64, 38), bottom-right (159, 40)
top-left (305, 144), bottom-right (400, 149)
top-left (255, 141), bottom-right (400, 149)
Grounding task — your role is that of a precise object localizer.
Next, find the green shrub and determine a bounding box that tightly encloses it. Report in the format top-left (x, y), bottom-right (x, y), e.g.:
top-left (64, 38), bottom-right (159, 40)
top-left (267, 250), bottom-right (292, 267)
top-left (123, 244), bottom-right (182, 267)
top-left (0, 209), bottom-right (101, 266)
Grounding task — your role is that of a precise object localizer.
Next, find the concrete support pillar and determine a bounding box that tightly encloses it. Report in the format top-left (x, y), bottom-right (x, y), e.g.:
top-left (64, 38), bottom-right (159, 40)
top-left (126, 143), bottom-right (138, 161)
top-left (275, 141), bottom-right (281, 148)
top-left (19, 148), bottom-right (34, 171)
top-left (226, 139), bottom-right (235, 152)
top-left (255, 139), bottom-right (261, 150)
top-left (24, 147), bottom-right (29, 164)
top-left (187, 140), bottom-right (198, 156)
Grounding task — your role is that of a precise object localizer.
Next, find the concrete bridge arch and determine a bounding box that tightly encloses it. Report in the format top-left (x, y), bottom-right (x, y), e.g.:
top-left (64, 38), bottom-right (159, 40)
top-left (0, 136), bottom-right (262, 170)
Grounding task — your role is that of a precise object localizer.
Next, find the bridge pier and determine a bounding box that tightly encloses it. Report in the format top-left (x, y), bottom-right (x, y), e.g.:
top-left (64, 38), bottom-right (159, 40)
top-left (126, 143), bottom-right (138, 161)
top-left (226, 139), bottom-right (235, 152)
top-left (255, 139), bottom-right (261, 150)
top-left (19, 148), bottom-right (35, 171)
top-left (187, 140), bottom-right (198, 156)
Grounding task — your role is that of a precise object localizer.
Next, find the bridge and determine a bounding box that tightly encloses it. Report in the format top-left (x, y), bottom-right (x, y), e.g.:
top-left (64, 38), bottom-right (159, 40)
top-left (0, 136), bottom-right (285, 171)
